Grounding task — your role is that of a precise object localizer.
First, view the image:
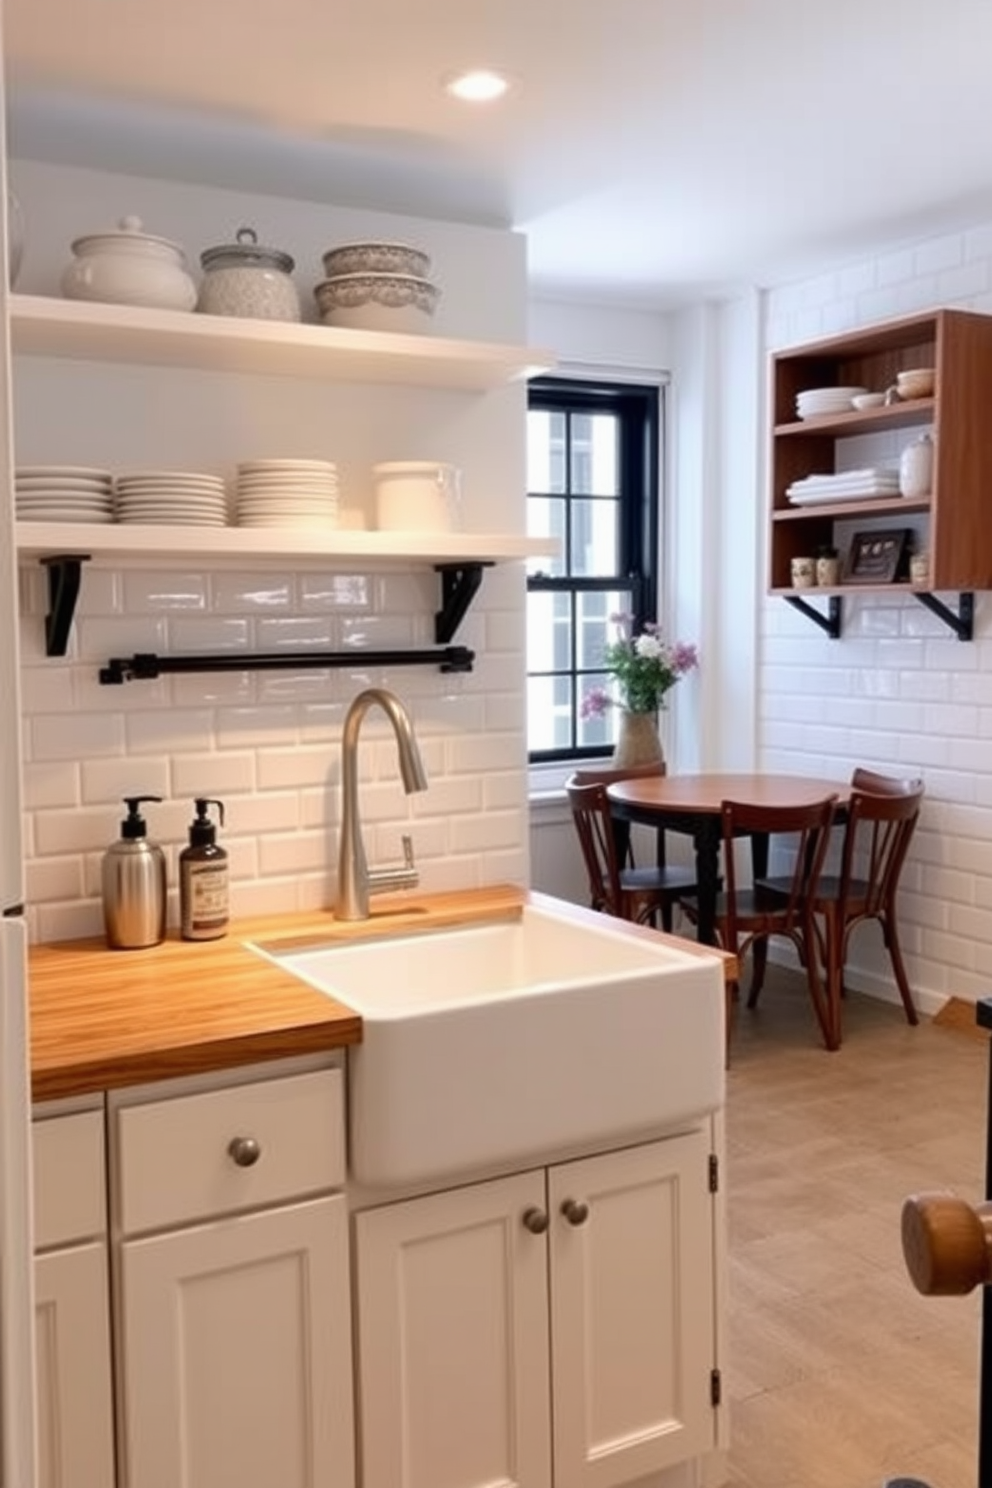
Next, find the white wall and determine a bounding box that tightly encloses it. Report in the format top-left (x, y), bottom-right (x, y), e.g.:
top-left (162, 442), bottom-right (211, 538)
top-left (761, 228), bottom-right (992, 1009)
top-left (12, 159), bottom-right (534, 942)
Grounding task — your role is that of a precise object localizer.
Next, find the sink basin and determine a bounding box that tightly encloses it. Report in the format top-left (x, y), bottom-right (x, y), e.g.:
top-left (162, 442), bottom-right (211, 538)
top-left (259, 901), bottom-right (724, 1188)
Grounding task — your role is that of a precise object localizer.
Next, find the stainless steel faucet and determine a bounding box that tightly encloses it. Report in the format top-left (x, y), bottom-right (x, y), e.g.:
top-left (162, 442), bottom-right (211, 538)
top-left (336, 687), bottom-right (429, 920)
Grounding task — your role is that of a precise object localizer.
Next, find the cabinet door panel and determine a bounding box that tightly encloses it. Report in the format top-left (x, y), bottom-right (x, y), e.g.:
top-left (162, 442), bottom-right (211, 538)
top-left (549, 1133), bottom-right (714, 1488)
top-left (355, 1172), bottom-right (551, 1488)
top-left (121, 1195), bottom-right (353, 1488)
top-left (35, 1243), bottom-right (115, 1488)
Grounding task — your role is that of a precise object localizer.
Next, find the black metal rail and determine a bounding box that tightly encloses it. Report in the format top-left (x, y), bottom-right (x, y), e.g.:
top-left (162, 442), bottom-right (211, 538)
top-left (99, 645), bottom-right (475, 684)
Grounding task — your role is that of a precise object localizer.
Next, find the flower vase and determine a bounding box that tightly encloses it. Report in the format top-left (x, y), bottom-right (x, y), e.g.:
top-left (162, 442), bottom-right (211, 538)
top-left (613, 709), bottom-right (664, 770)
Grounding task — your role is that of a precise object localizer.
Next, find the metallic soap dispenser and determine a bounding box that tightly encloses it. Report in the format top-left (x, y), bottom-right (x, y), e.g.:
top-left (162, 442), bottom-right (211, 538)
top-left (101, 795), bottom-right (168, 950)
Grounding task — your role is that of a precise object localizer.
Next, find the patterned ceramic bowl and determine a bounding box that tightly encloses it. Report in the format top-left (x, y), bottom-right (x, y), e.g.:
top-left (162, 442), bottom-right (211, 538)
top-left (314, 272), bottom-right (440, 332)
top-left (321, 241), bottom-right (431, 279)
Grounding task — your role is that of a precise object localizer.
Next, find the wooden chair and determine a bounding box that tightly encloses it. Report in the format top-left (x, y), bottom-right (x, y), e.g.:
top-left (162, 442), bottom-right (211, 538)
top-left (565, 775), bottom-right (698, 932)
top-left (763, 771), bottom-right (924, 1049)
top-left (680, 796), bottom-right (838, 1055)
top-left (569, 760), bottom-right (670, 874)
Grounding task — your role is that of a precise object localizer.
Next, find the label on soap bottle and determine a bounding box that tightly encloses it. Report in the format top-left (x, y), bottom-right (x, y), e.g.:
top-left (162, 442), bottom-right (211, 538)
top-left (183, 860), bottom-right (229, 939)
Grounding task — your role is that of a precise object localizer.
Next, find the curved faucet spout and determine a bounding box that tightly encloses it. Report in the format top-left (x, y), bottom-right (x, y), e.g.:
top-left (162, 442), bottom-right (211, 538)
top-left (336, 688), bottom-right (428, 921)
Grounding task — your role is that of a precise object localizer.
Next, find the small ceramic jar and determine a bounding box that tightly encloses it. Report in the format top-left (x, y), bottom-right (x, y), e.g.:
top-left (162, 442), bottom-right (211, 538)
top-left (791, 555), bottom-right (816, 589)
top-left (61, 216), bottom-right (197, 311)
top-left (198, 227), bottom-right (300, 322)
top-left (899, 433), bottom-right (934, 499)
top-left (816, 553), bottom-right (841, 586)
top-left (910, 552), bottom-right (930, 585)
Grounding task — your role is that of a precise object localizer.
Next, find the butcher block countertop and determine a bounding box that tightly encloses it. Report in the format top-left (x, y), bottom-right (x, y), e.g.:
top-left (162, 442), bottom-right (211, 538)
top-left (27, 885), bottom-right (732, 1102)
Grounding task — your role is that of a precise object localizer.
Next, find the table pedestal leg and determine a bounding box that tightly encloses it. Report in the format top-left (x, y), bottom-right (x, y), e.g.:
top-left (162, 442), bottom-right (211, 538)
top-left (692, 818), bottom-right (723, 945)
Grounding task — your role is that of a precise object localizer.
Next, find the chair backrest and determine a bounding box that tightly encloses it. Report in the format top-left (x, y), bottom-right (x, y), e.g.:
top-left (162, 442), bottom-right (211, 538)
top-left (720, 796), bottom-right (838, 937)
top-left (565, 777), bottom-right (624, 916)
top-left (839, 779), bottom-right (924, 916)
top-left (851, 766), bottom-right (921, 798)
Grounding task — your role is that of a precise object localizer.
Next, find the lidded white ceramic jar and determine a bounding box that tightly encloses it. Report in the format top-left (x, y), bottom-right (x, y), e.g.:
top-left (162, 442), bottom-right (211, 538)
top-left (899, 432), bottom-right (934, 499)
top-left (373, 461), bottom-right (461, 532)
top-left (197, 226), bottom-right (300, 322)
top-left (61, 215), bottom-right (197, 311)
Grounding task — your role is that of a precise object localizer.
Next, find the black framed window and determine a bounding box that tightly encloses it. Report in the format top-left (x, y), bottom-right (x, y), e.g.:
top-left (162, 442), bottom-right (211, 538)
top-left (525, 377), bottom-right (660, 761)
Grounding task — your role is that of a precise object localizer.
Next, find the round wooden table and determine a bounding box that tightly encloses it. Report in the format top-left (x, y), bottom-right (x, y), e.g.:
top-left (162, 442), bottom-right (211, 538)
top-left (607, 773), bottom-right (848, 944)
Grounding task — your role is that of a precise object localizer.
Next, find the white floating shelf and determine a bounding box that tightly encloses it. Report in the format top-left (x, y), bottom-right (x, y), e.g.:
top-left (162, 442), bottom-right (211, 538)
top-left (10, 295), bottom-right (556, 390)
top-left (16, 522), bottom-right (558, 568)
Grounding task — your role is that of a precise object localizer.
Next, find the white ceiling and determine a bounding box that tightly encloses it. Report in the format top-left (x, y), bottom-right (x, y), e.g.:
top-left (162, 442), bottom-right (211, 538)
top-left (5, 0), bottom-right (992, 308)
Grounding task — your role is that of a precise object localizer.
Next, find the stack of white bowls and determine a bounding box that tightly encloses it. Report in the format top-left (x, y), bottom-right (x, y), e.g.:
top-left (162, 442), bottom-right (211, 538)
top-left (234, 459), bottom-right (339, 529)
top-left (314, 241), bottom-right (440, 333)
top-left (15, 465), bottom-right (115, 524)
top-left (795, 386), bottom-right (868, 420)
top-left (115, 470), bottom-right (228, 526)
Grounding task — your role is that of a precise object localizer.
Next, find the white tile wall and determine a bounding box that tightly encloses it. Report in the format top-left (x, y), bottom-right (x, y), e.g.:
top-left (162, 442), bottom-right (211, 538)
top-left (764, 226), bottom-right (992, 1008)
top-left (19, 562), bottom-right (528, 941)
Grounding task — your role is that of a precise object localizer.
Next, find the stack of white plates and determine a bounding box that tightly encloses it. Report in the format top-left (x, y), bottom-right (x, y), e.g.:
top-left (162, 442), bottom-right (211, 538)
top-left (15, 465), bottom-right (115, 523)
top-left (234, 459), bottom-right (340, 529)
top-left (795, 386), bottom-right (868, 420)
top-left (115, 471), bottom-right (228, 526)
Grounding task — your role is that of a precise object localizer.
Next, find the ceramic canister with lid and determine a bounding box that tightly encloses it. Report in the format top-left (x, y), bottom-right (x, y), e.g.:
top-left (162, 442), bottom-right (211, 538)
top-left (198, 226), bottom-right (301, 322)
top-left (899, 433), bottom-right (934, 499)
top-left (61, 215), bottom-right (197, 311)
top-left (373, 461), bottom-right (462, 532)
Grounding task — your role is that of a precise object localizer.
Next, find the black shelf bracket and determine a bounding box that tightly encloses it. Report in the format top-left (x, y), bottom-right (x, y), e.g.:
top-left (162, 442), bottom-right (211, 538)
top-left (783, 593), bottom-right (842, 639)
top-left (39, 555), bottom-right (89, 657)
top-left (913, 590), bottom-right (975, 641)
top-left (435, 562), bottom-right (490, 644)
top-left (99, 645), bottom-right (476, 685)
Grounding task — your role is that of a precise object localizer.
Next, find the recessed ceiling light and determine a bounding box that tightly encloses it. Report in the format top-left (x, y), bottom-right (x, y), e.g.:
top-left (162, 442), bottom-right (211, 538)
top-left (444, 69), bottom-right (511, 103)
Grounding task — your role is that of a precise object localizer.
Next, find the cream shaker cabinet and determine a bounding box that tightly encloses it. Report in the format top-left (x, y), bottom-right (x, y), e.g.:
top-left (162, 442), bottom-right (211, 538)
top-left (111, 1063), bottom-right (354, 1488)
top-left (354, 1129), bottom-right (718, 1488)
top-left (32, 1107), bottom-right (116, 1488)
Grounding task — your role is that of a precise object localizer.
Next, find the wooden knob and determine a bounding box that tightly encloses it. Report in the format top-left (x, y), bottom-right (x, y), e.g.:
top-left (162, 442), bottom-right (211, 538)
top-left (901, 1191), bottom-right (992, 1295)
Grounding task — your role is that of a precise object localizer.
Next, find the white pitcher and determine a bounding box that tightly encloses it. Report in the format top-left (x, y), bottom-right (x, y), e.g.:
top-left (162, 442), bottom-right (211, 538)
top-left (899, 433), bottom-right (934, 499)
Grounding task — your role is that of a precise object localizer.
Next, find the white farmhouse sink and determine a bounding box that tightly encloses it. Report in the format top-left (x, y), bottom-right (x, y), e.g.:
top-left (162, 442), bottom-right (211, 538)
top-left (260, 901), bottom-right (725, 1189)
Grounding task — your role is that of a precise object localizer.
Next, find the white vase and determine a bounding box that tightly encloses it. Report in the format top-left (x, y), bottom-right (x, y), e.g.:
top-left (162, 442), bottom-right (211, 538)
top-left (899, 434), bottom-right (934, 499)
top-left (612, 710), bottom-right (664, 770)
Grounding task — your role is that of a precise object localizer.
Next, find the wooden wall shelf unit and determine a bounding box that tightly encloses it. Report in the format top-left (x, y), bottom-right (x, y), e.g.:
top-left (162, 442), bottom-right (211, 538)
top-left (769, 308), bottom-right (992, 639)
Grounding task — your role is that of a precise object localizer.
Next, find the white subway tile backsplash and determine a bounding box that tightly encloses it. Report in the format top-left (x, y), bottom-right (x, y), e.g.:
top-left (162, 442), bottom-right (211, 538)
top-left (215, 705), bottom-right (300, 746)
top-left (168, 616), bottom-right (253, 651)
top-left (125, 708), bottom-right (213, 754)
top-left (35, 806), bottom-right (120, 857)
top-left (258, 831), bottom-right (329, 875)
top-left (211, 572), bottom-right (296, 610)
top-left (26, 857), bottom-right (84, 903)
top-left (299, 573), bottom-right (372, 611)
top-left (32, 711), bottom-right (126, 762)
top-left (171, 671), bottom-right (255, 706)
top-left (77, 615), bottom-right (168, 657)
top-left (123, 571), bottom-right (209, 612)
top-left (255, 615), bottom-right (337, 649)
top-left (171, 752), bottom-right (256, 796)
top-left (256, 746), bottom-right (333, 790)
top-left (23, 761), bottom-right (80, 810)
top-left (81, 757), bottom-right (170, 805)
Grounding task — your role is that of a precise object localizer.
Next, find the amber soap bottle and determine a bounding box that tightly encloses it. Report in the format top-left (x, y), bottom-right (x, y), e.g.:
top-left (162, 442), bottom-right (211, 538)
top-left (179, 798), bottom-right (229, 941)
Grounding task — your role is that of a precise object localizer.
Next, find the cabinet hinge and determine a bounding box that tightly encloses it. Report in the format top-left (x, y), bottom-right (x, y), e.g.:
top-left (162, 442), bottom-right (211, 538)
top-left (708, 1153), bottom-right (719, 1193)
top-left (710, 1368), bottom-right (722, 1408)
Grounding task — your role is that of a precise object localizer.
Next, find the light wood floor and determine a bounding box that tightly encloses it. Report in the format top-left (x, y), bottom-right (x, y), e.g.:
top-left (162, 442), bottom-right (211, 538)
top-left (725, 967), bottom-right (986, 1488)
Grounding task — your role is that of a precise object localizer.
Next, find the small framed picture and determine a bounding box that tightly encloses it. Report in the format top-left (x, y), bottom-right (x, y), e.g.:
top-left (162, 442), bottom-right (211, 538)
top-left (844, 528), bottom-right (912, 584)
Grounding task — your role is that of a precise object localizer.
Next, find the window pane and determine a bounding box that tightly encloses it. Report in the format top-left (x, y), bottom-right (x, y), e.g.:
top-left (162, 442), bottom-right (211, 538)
top-left (526, 495), bottom-right (565, 578)
top-left (526, 590), bottom-right (571, 674)
top-left (571, 414), bottom-right (618, 496)
top-left (569, 498), bottom-right (620, 577)
top-left (577, 671), bottom-right (617, 751)
top-left (527, 410), bottom-right (567, 494)
top-left (527, 673), bottom-right (573, 753)
top-left (576, 590), bottom-right (630, 670)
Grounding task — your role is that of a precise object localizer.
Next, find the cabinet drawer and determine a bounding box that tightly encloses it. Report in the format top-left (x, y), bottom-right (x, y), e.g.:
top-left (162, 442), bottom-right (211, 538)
top-left (33, 1109), bottom-right (106, 1250)
top-left (116, 1068), bottom-right (344, 1234)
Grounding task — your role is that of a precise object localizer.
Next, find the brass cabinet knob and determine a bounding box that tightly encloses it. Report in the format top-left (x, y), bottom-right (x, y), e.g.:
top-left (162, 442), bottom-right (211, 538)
top-left (902, 1192), bottom-right (992, 1295)
top-left (522, 1207), bottom-right (549, 1235)
top-left (227, 1136), bottom-right (262, 1168)
top-left (561, 1198), bottom-right (589, 1227)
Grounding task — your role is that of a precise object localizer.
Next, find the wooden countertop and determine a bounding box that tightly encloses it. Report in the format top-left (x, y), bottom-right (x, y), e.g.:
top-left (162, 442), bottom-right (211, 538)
top-left (28, 885), bottom-right (733, 1101)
